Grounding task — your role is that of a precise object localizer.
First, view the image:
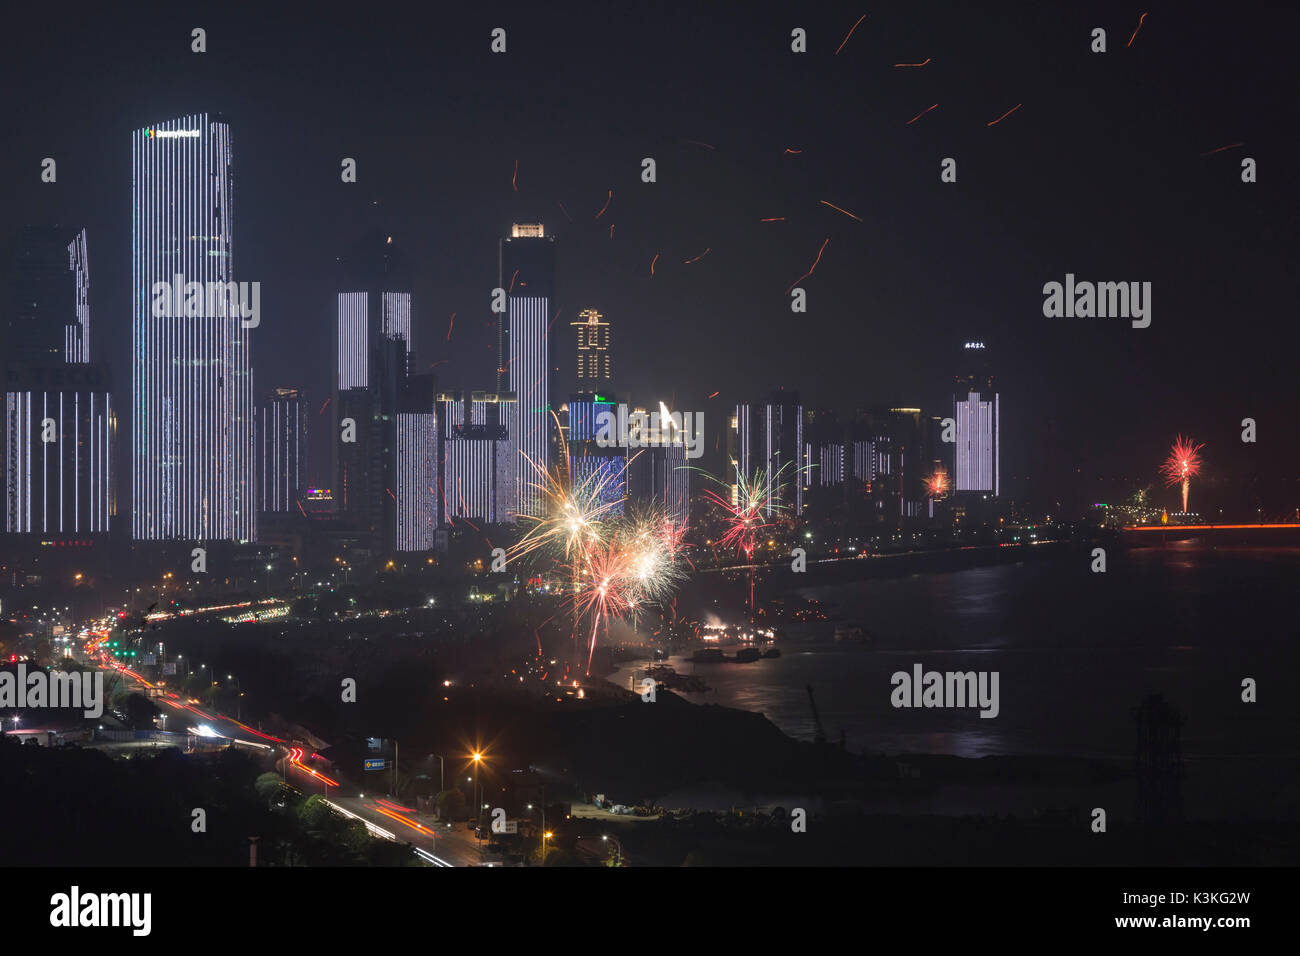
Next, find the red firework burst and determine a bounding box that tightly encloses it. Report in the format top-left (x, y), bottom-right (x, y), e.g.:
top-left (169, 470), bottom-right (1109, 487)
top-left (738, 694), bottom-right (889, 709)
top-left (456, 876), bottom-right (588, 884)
top-left (1160, 436), bottom-right (1204, 486)
top-left (1160, 435), bottom-right (1204, 512)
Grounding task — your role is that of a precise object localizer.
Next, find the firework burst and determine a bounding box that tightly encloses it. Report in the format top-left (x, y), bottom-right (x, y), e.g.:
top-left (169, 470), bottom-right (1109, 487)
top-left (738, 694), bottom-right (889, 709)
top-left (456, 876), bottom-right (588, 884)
top-left (924, 469), bottom-right (950, 498)
top-left (506, 418), bottom-right (688, 672)
top-left (1160, 435), bottom-right (1204, 513)
top-left (698, 462), bottom-right (801, 628)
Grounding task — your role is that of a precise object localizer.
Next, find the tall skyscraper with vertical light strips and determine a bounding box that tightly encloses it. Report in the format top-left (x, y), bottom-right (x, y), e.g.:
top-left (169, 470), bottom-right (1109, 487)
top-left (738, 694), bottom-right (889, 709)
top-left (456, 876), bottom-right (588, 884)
top-left (499, 223), bottom-right (556, 519)
top-left (131, 114), bottom-right (254, 541)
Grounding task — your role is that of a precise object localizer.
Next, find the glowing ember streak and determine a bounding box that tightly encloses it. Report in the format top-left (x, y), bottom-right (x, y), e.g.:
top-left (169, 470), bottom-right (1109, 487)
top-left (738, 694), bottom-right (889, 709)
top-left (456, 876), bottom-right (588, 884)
top-left (446, 312), bottom-right (455, 341)
top-left (508, 268), bottom-right (519, 293)
top-left (707, 391), bottom-right (720, 398)
top-left (784, 238), bottom-right (829, 295)
top-left (650, 253), bottom-right (660, 276)
top-left (512, 159), bottom-right (518, 190)
top-left (820, 200), bottom-right (863, 222)
top-left (1200, 143), bottom-right (1245, 156)
top-left (594, 190), bottom-right (613, 220)
top-left (906, 103), bottom-right (938, 125)
top-left (894, 57), bottom-right (931, 67)
top-left (760, 217), bottom-right (785, 222)
top-left (986, 103), bottom-right (1022, 127)
top-left (318, 398), bottom-right (331, 415)
top-left (1128, 11), bottom-right (1147, 47)
top-left (609, 224), bottom-right (614, 239)
top-left (682, 139), bottom-right (716, 150)
top-left (784, 148), bottom-right (803, 154)
top-left (556, 200), bottom-right (573, 222)
top-left (1160, 435), bottom-right (1205, 513)
top-left (683, 248), bottom-right (710, 264)
top-left (834, 14), bottom-right (867, 55)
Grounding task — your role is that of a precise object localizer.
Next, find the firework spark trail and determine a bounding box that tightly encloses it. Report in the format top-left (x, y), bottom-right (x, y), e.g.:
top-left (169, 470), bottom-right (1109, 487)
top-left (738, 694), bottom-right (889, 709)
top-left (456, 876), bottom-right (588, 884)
top-left (650, 253), bottom-right (660, 276)
top-left (986, 104), bottom-right (1022, 127)
top-left (820, 200), bottom-right (863, 222)
top-left (594, 190), bottom-right (613, 220)
top-left (446, 312), bottom-right (455, 341)
top-left (1160, 435), bottom-right (1205, 513)
top-left (1200, 143), bottom-right (1245, 156)
top-left (906, 103), bottom-right (939, 125)
top-left (707, 391), bottom-right (720, 398)
top-left (784, 238), bottom-right (829, 295)
top-left (556, 200), bottom-right (573, 222)
top-left (512, 159), bottom-right (518, 190)
top-left (784, 148), bottom-right (803, 154)
top-left (682, 139), bottom-right (716, 150)
top-left (1128, 11), bottom-right (1147, 47)
top-left (508, 268), bottom-right (519, 293)
top-left (683, 248), bottom-right (710, 264)
top-left (895, 57), bottom-right (931, 67)
top-left (760, 217), bottom-right (786, 222)
top-left (609, 224), bottom-right (614, 239)
top-left (318, 398), bottom-right (331, 416)
top-left (834, 14), bottom-right (867, 55)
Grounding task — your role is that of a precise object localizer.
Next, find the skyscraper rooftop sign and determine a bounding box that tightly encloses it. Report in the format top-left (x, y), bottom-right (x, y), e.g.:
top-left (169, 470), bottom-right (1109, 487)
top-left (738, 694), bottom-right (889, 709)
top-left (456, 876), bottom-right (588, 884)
top-left (146, 129), bottom-right (201, 139)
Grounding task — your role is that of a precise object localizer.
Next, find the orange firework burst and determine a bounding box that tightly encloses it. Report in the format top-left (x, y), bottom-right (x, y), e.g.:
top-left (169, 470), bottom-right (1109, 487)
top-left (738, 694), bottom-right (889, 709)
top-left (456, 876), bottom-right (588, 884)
top-left (1160, 435), bottom-right (1205, 513)
top-left (925, 470), bottom-right (950, 498)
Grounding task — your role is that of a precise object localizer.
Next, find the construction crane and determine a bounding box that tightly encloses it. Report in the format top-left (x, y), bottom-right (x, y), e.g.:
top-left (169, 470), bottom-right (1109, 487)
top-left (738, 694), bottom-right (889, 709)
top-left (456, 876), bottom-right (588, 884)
top-left (805, 684), bottom-right (827, 745)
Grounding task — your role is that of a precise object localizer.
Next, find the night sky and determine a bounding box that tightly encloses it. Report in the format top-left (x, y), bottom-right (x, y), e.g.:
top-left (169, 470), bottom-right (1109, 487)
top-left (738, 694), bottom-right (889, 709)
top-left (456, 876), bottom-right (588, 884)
top-left (1, 0), bottom-right (1295, 503)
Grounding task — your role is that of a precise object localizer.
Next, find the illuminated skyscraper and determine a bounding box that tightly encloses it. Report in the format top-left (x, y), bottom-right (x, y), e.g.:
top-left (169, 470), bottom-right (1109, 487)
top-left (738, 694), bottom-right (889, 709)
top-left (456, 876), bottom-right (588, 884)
top-left (499, 223), bottom-right (556, 519)
top-left (572, 309), bottom-right (611, 392)
top-left (731, 391), bottom-right (803, 516)
top-left (131, 114), bottom-right (254, 541)
top-left (952, 342), bottom-right (999, 495)
top-left (438, 390), bottom-right (514, 525)
top-left (3, 226), bottom-right (113, 539)
top-left (332, 232), bottom-right (414, 552)
top-left (257, 387), bottom-right (307, 514)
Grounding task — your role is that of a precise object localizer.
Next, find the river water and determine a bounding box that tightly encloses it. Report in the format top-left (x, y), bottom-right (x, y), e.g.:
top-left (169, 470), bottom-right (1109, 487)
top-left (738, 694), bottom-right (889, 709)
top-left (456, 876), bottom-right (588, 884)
top-left (610, 544), bottom-right (1300, 762)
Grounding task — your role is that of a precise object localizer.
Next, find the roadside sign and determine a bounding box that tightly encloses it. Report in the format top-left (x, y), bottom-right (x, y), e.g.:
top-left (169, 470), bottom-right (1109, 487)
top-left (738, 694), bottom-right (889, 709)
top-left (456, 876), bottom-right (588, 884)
top-left (364, 757), bottom-right (387, 771)
top-left (163, 662), bottom-right (176, 675)
top-left (502, 821), bottom-right (518, 834)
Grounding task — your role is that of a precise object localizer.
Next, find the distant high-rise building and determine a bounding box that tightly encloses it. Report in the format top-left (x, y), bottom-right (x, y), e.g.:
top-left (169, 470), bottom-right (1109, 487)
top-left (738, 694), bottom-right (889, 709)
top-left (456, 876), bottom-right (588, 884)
top-left (568, 393), bottom-right (627, 518)
top-left (257, 387), bottom-right (306, 514)
top-left (4, 365), bottom-right (115, 537)
top-left (438, 390), bottom-right (514, 525)
top-left (952, 342), bottom-right (999, 495)
top-left (731, 391), bottom-right (803, 516)
top-left (332, 232), bottom-right (415, 552)
top-left (500, 223), bottom-right (556, 519)
top-left (4, 226), bottom-right (115, 539)
top-left (131, 114), bottom-right (254, 541)
top-left (572, 309), bottom-right (611, 392)
top-left (395, 409), bottom-right (437, 551)
top-left (5, 226), bottom-right (88, 368)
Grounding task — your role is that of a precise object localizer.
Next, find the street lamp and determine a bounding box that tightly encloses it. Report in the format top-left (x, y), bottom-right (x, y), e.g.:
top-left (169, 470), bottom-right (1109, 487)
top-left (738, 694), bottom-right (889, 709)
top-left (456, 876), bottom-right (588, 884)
top-left (227, 674), bottom-right (242, 720)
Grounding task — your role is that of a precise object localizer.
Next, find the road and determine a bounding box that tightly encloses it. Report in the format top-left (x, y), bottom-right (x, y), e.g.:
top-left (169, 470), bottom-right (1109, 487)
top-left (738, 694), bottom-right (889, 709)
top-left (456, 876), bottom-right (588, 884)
top-left (94, 657), bottom-right (502, 865)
